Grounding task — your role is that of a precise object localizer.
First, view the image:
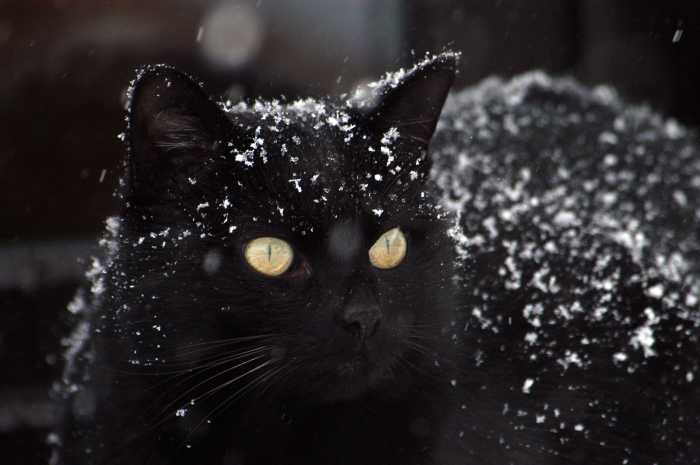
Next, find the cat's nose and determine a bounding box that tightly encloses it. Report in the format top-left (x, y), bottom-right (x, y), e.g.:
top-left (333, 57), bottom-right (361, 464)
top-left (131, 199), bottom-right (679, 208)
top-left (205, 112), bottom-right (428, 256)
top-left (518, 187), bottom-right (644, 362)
top-left (340, 303), bottom-right (381, 342)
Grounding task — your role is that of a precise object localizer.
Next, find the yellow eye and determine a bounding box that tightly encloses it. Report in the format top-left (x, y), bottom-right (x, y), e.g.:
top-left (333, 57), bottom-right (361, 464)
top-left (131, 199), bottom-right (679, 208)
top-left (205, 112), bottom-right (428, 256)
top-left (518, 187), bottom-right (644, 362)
top-left (369, 227), bottom-right (407, 269)
top-left (244, 237), bottom-right (294, 277)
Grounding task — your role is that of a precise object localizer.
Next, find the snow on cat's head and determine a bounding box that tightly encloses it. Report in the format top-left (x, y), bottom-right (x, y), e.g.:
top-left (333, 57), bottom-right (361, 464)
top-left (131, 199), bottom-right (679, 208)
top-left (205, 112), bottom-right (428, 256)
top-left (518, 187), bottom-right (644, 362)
top-left (110, 53), bottom-right (461, 402)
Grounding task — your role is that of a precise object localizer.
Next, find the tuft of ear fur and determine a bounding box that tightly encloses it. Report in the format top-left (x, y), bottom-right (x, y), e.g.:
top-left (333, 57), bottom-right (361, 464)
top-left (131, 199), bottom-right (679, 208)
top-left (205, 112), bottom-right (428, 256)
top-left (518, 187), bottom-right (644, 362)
top-left (126, 65), bottom-right (230, 204)
top-left (366, 52), bottom-right (458, 146)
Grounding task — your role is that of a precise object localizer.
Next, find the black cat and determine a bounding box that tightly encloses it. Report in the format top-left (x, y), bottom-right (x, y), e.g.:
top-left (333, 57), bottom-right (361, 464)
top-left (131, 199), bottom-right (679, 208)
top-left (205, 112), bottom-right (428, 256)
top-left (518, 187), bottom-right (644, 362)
top-left (52, 52), bottom-right (700, 465)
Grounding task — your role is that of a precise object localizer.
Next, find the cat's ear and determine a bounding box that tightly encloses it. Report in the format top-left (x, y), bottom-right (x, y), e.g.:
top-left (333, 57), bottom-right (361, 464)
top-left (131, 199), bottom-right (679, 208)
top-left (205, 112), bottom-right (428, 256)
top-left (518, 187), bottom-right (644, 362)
top-left (126, 66), bottom-right (230, 203)
top-left (365, 53), bottom-right (458, 146)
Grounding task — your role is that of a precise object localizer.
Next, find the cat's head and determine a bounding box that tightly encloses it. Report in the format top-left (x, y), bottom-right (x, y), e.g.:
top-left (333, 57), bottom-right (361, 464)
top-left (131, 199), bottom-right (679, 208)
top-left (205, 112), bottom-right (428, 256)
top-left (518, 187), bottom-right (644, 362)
top-left (115, 53), bottom-right (459, 405)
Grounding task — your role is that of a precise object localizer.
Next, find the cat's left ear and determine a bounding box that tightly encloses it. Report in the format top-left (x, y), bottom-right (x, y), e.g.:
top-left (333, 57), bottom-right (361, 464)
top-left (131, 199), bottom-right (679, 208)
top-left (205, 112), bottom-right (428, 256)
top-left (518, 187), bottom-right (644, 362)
top-left (126, 65), bottom-right (232, 203)
top-left (365, 53), bottom-right (458, 146)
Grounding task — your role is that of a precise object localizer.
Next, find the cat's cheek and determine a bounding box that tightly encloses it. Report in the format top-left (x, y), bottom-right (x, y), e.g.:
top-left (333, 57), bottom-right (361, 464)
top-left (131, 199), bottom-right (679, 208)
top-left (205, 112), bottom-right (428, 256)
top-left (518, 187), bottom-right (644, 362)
top-left (393, 313), bottom-right (413, 333)
top-left (285, 258), bottom-right (313, 281)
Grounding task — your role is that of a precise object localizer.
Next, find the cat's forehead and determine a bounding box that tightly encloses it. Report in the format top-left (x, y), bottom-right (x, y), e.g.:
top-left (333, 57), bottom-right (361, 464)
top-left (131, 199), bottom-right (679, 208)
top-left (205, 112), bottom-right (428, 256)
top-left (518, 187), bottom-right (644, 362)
top-left (223, 97), bottom-right (354, 138)
top-left (223, 97), bottom-right (353, 170)
top-left (215, 98), bottom-right (425, 226)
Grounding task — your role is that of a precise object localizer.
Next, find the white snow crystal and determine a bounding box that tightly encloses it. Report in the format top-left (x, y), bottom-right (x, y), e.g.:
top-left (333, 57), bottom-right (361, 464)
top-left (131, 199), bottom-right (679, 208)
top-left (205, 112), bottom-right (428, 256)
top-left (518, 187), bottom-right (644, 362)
top-left (646, 284), bottom-right (664, 299)
top-left (66, 292), bottom-right (86, 315)
top-left (598, 131), bottom-right (618, 144)
top-left (630, 316), bottom-right (657, 358)
top-left (288, 178), bottom-right (302, 192)
top-left (672, 190), bottom-right (687, 206)
top-left (202, 250), bottom-right (222, 275)
top-left (673, 27), bottom-right (684, 43)
top-left (553, 210), bottom-right (577, 228)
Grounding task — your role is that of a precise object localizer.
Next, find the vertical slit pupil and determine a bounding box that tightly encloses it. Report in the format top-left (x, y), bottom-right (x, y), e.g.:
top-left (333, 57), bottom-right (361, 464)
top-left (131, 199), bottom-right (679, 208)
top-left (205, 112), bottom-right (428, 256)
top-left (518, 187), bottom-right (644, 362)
top-left (385, 237), bottom-right (391, 253)
top-left (268, 243), bottom-right (272, 262)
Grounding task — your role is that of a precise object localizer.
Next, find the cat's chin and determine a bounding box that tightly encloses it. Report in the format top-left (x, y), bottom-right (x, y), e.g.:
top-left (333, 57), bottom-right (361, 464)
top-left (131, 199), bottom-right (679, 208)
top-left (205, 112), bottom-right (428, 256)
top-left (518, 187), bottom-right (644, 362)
top-left (312, 354), bottom-right (396, 403)
top-left (318, 375), bottom-right (375, 403)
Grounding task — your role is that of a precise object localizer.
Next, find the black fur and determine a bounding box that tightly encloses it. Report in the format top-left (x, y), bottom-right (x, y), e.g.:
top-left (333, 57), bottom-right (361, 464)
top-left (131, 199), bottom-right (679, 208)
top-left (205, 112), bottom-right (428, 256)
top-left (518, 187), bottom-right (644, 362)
top-left (53, 54), bottom-right (700, 465)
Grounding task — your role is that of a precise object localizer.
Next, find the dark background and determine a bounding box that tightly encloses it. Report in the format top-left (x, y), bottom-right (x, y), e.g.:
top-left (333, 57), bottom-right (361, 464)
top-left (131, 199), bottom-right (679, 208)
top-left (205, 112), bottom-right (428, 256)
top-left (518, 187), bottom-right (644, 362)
top-left (1, 1), bottom-right (699, 463)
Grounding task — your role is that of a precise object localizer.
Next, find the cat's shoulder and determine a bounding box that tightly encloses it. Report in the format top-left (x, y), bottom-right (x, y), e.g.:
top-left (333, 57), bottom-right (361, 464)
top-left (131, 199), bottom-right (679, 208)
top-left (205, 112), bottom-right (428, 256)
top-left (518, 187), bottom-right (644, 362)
top-left (434, 71), bottom-right (699, 164)
top-left (431, 71), bottom-right (700, 264)
top-left (430, 71), bottom-right (700, 369)
top-left (431, 72), bottom-right (700, 465)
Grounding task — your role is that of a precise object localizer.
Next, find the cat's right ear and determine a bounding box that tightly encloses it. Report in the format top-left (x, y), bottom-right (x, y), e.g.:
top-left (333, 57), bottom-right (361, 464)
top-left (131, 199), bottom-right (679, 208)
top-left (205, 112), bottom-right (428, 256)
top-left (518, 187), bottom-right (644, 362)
top-left (126, 66), bottom-right (231, 204)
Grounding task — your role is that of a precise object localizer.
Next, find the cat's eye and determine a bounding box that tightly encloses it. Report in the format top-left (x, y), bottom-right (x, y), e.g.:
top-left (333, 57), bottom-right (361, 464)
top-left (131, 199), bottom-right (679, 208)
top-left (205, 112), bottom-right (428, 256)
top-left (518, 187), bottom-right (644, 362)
top-left (244, 237), bottom-right (294, 277)
top-left (369, 227), bottom-right (407, 269)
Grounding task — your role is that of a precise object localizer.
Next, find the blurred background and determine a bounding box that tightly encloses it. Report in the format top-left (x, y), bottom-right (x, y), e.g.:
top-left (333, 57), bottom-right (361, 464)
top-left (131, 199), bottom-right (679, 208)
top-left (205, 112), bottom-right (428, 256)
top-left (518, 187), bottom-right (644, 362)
top-left (1, 0), bottom-right (699, 463)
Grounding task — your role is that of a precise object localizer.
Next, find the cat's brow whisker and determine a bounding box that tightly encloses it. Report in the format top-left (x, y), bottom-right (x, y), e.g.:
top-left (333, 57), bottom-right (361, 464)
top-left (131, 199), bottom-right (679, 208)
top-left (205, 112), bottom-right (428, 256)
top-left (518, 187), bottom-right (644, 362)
top-left (403, 325), bottom-right (442, 342)
top-left (391, 117), bottom-right (435, 127)
top-left (402, 133), bottom-right (429, 145)
top-left (406, 322), bottom-right (443, 329)
top-left (408, 334), bottom-right (441, 346)
top-left (405, 328), bottom-right (434, 338)
top-left (405, 340), bottom-right (434, 356)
